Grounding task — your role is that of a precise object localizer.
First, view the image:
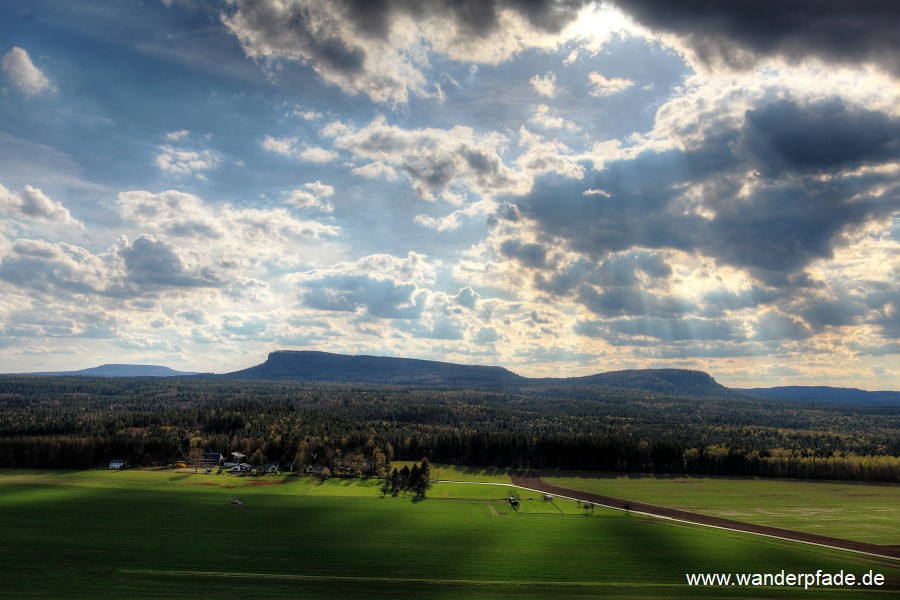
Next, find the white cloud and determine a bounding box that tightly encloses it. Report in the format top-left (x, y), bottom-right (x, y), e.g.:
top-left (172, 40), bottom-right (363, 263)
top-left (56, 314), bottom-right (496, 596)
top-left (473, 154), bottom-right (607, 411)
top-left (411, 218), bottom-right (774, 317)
top-left (529, 104), bottom-right (579, 131)
top-left (115, 189), bottom-right (340, 286)
top-left (260, 136), bottom-right (338, 163)
top-left (293, 251), bottom-right (438, 319)
top-left (414, 198), bottom-right (496, 232)
top-left (117, 189), bottom-right (339, 245)
top-left (0, 183), bottom-right (82, 226)
top-left (286, 181), bottom-right (335, 212)
top-left (260, 135), bottom-right (297, 156)
top-left (299, 146), bottom-right (339, 163)
top-left (516, 128), bottom-right (584, 180)
top-left (155, 145), bottom-right (219, 177)
top-left (352, 161), bottom-right (398, 181)
top-left (165, 130), bottom-right (190, 141)
top-left (587, 71), bottom-right (634, 96)
top-left (116, 190), bottom-right (225, 239)
top-left (293, 109), bottom-right (323, 120)
top-left (529, 72), bottom-right (557, 98)
top-left (1, 47), bottom-right (54, 96)
top-left (333, 116), bottom-right (529, 201)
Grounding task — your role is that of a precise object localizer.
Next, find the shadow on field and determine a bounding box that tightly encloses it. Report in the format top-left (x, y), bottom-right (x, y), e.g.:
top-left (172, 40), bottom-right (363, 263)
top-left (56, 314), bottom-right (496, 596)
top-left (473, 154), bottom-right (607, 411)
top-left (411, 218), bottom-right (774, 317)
top-left (455, 466), bottom-right (508, 478)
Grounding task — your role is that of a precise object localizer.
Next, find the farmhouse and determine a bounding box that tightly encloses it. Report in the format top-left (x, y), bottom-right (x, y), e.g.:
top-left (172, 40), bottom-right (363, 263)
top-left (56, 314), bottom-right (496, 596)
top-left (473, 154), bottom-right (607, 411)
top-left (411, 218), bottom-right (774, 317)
top-left (263, 462), bottom-right (280, 474)
top-left (201, 452), bottom-right (223, 467)
top-left (230, 463), bottom-right (253, 474)
top-left (108, 458), bottom-right (126, 470)
top-left (223, 452), bottom-right (247, 467)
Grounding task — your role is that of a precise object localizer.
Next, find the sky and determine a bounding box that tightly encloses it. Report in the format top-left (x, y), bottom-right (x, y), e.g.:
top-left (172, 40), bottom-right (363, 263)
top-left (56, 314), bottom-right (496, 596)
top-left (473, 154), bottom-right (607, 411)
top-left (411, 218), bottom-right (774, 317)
top-left (0, 1), bottom-right (898, 389)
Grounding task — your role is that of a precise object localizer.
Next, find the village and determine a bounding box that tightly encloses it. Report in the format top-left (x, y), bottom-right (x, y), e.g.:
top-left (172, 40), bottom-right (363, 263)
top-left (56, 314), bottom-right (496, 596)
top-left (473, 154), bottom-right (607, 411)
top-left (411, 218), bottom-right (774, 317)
top-left (108, 450), bottom-right (377, 478)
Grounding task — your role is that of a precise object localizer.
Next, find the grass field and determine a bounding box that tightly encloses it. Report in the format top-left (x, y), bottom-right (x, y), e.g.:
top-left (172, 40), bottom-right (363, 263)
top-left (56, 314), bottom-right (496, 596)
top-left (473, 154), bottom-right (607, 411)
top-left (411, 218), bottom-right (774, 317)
top-left (542, 473), bottom-right (900, 545)
top-left (1, 469), bottom-right (898, 598)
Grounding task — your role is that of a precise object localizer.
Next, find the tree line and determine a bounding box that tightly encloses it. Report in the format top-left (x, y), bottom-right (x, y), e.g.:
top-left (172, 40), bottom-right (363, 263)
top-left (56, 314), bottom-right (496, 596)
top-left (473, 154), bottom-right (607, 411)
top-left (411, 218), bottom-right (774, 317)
top-left (0, 376), bottom-right (898, 482)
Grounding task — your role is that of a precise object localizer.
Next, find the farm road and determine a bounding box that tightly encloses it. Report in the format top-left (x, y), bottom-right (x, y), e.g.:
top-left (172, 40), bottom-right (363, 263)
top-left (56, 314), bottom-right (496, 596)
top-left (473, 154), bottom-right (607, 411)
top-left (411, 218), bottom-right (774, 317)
top-left (508, 474), bottom-right (900, 562)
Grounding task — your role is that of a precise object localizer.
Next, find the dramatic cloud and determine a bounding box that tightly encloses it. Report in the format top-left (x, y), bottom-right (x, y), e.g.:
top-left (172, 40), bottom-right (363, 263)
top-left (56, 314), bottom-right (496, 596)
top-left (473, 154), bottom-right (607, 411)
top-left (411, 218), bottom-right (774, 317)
top-left (614, 0), bottom-right (900, 74)
top-left (3, 1), bottom-right (898, 386)
top-left (519, 94), bottom-right (900, 291)
top-left (1, 47), bottom-right (54, 96)
top-left (221, 0), bottom-right (595, 103)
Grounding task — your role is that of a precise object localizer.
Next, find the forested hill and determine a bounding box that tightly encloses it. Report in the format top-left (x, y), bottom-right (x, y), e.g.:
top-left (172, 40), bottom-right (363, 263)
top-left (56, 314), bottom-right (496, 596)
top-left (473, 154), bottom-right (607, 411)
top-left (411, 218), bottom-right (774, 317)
top-left (739, 386), bottom-right (900, 406)
top-left (221, 350), bottom-right (526, 387)
top-left (220, 351), bottom-right (735, 397)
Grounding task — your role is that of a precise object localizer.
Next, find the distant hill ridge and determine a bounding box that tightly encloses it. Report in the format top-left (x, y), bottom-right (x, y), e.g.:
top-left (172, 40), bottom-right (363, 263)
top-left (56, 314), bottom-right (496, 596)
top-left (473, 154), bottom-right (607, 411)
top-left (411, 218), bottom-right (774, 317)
top-left (26, 364), bottom-right (198, 377)
top-left (739, 386), bottom-right (900, 406)
top-left (221, 350), bottom-right (734, 397)
top-left (10, 352), bottom-right (897, 405)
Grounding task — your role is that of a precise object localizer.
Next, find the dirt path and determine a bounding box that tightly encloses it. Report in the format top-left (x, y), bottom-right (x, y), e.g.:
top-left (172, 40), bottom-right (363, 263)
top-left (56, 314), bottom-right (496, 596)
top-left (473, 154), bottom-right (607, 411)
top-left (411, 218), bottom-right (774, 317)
top-left (509, 474), bottom-right (900, 561)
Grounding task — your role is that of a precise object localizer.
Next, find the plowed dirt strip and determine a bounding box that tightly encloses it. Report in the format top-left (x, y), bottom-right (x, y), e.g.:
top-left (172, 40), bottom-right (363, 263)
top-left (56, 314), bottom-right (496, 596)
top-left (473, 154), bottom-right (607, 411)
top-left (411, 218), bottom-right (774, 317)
top-left (509, 474), bottom-right (900, 561)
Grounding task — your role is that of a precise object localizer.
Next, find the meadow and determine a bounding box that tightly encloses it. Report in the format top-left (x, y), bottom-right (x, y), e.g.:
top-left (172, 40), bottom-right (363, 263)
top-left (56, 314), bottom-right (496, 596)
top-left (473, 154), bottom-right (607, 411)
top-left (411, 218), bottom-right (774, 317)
top-left (543, 473), bottom-right (900, 544)
top-left (1, 468), bottom-right (898, 599)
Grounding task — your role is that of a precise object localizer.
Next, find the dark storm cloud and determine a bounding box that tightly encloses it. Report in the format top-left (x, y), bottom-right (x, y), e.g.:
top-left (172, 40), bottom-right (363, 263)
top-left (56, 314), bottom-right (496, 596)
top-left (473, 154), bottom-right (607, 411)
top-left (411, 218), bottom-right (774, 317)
top-left (353, 0), bottom-right (592, 37)
top-left (518, 162), bottom-right (697, 259)
top-left (614, 0), bottom-right (900, 73)
top-left (751, 310), bottom-right (813, 341)
top-left (577, 285), bottom-right (689, 318)
top-left (226, 1), bottom-right (366, 75)
top-left (515, 98), bottom-right (900, 289)
top-left (796, 294), bottom-right (867, 330)
top-left (533, 249), bottom-right (684, 318)
top-left (698, 287), bottom-right (784, 317)
top-left (500, 238), bottom-right (549, 268)
top-left (737, 99), bottom-right (900, 177)
top-left (703, 176), bottom-right (888, 287)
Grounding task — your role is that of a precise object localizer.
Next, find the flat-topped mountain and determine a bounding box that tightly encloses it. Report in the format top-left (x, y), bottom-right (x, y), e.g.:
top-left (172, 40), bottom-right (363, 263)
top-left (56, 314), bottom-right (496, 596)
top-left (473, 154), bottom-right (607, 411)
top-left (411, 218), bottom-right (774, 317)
top-left (222, 350), bottom-right (526, 387)
top-left (26, 364), bottom-right (198, 377)
top-left (551, 368), bottom-right (732, 398)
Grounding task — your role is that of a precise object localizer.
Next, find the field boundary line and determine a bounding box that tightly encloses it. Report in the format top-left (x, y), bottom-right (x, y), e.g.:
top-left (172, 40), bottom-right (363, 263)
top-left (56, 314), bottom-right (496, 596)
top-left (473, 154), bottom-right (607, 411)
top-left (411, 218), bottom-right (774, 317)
top-left (505, 477), bottom-right (900, 563)
top-left (118, 568), bottom-right (682, 588)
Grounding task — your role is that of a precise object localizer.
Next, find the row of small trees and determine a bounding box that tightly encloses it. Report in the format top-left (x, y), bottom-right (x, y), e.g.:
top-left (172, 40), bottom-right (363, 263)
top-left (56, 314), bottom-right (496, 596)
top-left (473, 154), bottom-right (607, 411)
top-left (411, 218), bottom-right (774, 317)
top-left (382, 459), bottom-right (431, 498)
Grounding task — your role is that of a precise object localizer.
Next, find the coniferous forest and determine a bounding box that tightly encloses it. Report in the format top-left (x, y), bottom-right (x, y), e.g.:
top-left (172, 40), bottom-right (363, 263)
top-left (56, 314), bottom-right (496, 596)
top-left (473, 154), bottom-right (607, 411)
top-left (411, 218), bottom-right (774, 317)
top-left (0, 376), bottom-right (898, 482)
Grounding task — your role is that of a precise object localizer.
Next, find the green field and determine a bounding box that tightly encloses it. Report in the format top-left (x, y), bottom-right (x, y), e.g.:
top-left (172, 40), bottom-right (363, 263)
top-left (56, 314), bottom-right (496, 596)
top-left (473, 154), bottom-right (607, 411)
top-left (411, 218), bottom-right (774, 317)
top-left (543, 473), bottom-right (900, 545)
top-left (1, 469), bottom-right (898, 599)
